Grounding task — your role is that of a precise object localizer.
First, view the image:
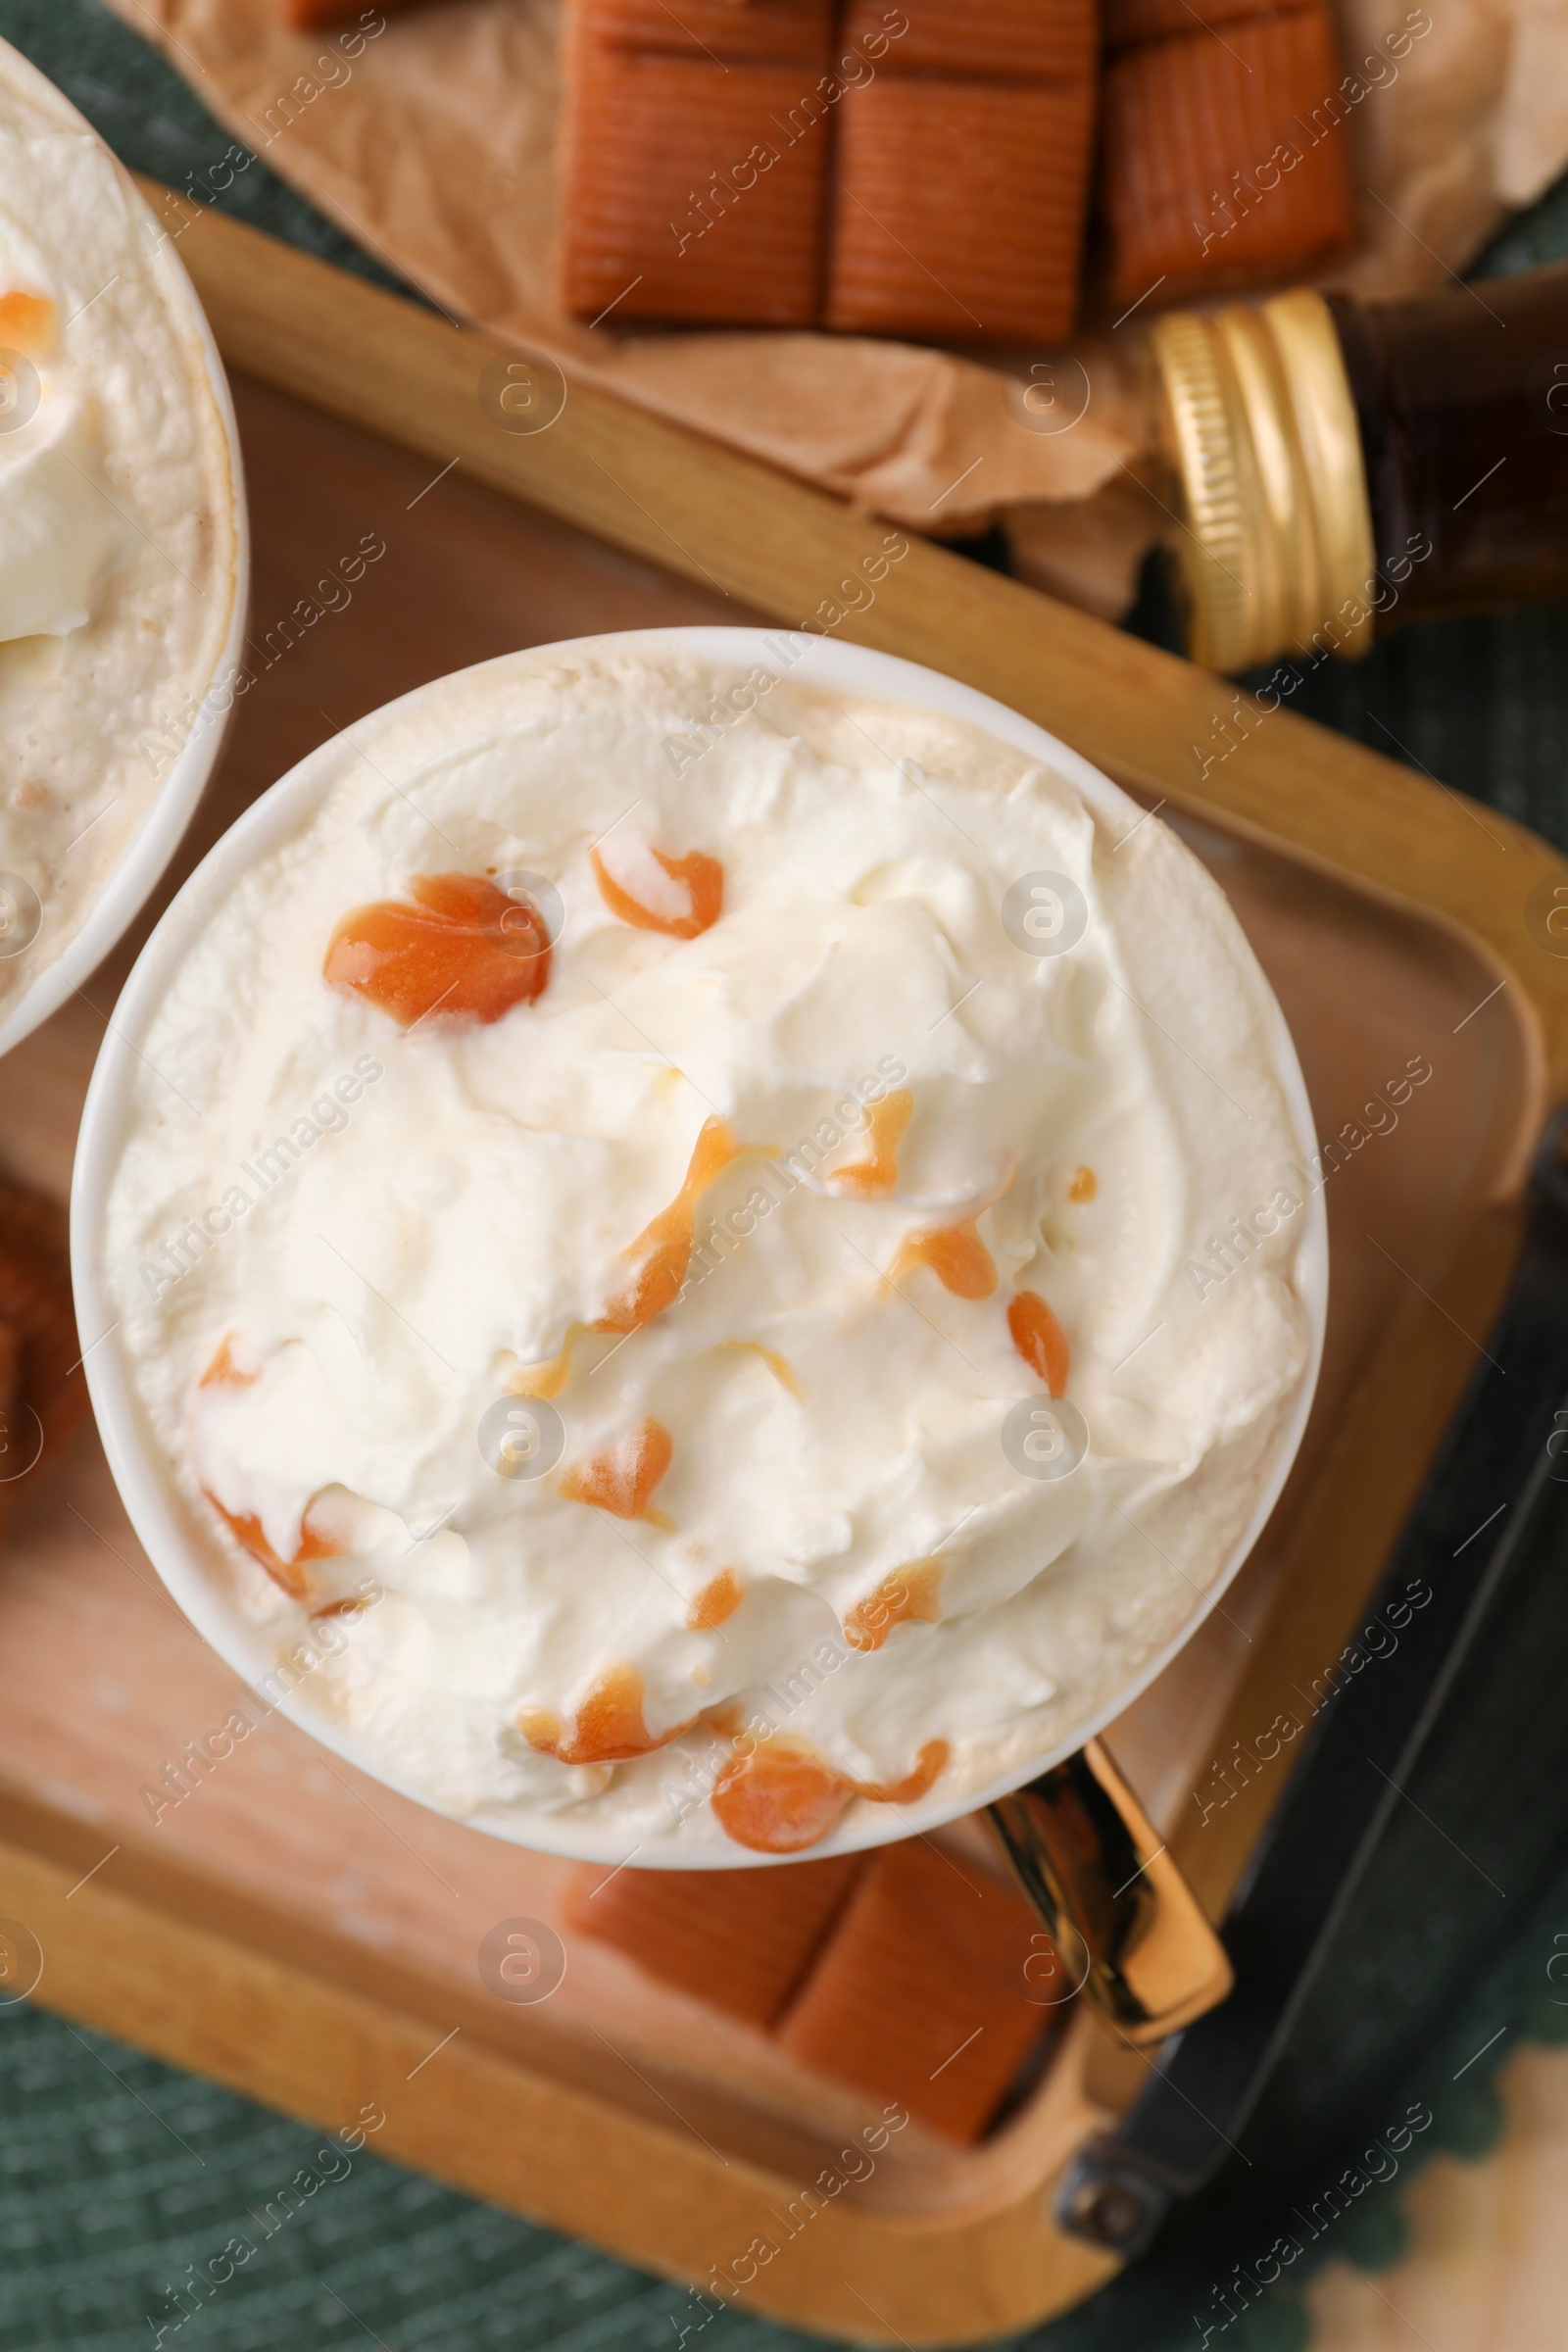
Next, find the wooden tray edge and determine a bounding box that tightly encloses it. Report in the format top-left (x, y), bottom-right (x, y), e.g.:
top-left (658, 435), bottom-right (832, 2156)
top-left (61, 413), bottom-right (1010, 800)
top-left (21, 182), bottom-right (1566, 2337)
top-left (0, 1832), bottom-right (1117, 2343)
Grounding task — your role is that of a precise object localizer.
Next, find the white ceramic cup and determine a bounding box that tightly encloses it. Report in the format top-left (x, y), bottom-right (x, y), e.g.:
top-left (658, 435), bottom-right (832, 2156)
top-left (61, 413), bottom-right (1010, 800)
top-left (0, 59), bottom-right (249, 1059)
top-left (71, 630), bottom-right (1328, 1866)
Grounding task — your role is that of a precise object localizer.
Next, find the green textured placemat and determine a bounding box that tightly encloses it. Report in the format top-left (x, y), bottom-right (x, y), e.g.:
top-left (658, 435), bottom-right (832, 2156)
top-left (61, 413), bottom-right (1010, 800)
top-left (4, 6), bottom-right (1568, 2348)
top-left (0, 0), bottom-right (410, 283)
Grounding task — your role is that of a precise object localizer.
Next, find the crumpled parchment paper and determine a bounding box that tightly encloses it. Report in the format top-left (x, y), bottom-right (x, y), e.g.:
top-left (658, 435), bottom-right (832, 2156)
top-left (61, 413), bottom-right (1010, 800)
top-left (110, 0), bottom-right (1568, 616)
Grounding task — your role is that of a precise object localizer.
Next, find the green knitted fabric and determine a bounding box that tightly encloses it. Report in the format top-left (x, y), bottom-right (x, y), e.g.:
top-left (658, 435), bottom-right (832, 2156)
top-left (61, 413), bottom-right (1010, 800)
top-left (4, 5), bottom-right (1568, 2346)
top-left (0, 0), bottom-right (408, 282)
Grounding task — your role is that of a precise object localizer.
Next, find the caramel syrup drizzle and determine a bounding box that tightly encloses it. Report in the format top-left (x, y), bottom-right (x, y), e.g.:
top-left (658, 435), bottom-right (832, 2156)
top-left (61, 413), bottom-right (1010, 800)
top-left (323, 872), bottom-right (551, 1029)
top-left (687, 1567), bottom-right (743, 1631)
top-left (710, 1733), bottom-right (950, 1854)
top-left (505, 1344), bottom-right (575, 1400)
top-left (892, 1220), bottom-right (999, 1299)
top-left (0, 292), bottom-right (55, 358)
top-left (559, 1416), bottom-right (674, 1523)
top-left (198, 1338), bottom-right (343, 1600)
top-left (504, 1117), bottom-right (750, 1402)
top-left (842, 1559), bottom-right (944, 1653)
top-left (520, 1661), bottom-right (694, 1764)
top-left (204, 1494), bottom-right (340, 1605)
top-left (718, 1341), bottom-right (801, 1396)
top-left (596, 1116), bottom-right (744, 1335)
top-left (199, 1334), bottom-right (259, 1391)
top-left (201, 1035), bottom-right (1085, 1818)
top-left (882, 1172), bottom-right (1075, 1398)
top-left (1007, 1290), bottom-right (1070, 1396)
top-left (831, 1090), bottom-right (913, 1199)
top-left (590, 842), bottom-right (723, 940)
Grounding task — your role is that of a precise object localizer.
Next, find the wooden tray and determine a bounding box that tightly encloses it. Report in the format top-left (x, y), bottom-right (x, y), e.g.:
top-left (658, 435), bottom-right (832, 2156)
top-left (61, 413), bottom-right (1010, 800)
top-left (1, 195), bottom-right (1565, 2345)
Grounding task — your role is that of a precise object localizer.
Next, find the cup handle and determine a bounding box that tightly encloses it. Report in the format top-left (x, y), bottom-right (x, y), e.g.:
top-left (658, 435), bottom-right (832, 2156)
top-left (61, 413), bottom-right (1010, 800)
top-left (988, 1737), bottom-right (1233, 2045)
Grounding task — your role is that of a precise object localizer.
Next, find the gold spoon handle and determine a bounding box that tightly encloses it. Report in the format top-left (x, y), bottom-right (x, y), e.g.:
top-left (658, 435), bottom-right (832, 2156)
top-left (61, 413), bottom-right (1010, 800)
top-left (988, 1737), bottom-right (1233, 2045)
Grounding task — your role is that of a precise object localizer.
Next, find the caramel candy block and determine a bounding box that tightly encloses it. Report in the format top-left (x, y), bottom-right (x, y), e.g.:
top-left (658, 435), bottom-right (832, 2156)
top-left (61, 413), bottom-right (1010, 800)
top-left (0, 1319), bottom-right (19, 1542)
top-left (560, 42), bottom-right (835, 326)
top-left (564, 1854), bottom-right (864, 2027)
top-left (278, 0), bottom-right (434, 26)
top-left (1102, 7), bottom-right (1358, 307)
top-left (826, 77), bottom-right (1097, 344)
top-left (1102, 0), bottom-right (1276, 52)
top-left (844, 0), bottom-right (1097, 87)
top-left (775, 1838), bottom-right (1058, 2140)
top-left (588, 0), bottom-right (837, 66)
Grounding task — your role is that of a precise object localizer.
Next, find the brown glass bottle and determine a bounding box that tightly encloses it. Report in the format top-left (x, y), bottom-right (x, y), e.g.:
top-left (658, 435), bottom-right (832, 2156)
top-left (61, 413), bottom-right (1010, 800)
top-left (1329, 262), bottom-right (1568, 623)
top-left (1149, 265), bottom-right (1568, 672)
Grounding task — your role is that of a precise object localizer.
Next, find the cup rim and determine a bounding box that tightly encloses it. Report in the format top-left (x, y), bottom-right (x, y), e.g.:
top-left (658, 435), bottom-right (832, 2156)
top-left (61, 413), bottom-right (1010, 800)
top-left (0, 59), bottom-right (249, 1059)
top-left (71, 627), bottom-right (1329, 1868)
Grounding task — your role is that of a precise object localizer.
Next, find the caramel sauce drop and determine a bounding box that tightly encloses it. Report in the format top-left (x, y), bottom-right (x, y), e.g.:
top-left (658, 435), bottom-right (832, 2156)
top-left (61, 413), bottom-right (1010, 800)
top-left (520, 1662), bottom-right (692, 1764)
top-left (893, 1220), bottom-right (998, 1299)
top-left (591, 842), bottom-right (723, 939)
top-left (1008, 1290), bottom-right (1070, 1397)
top-left (1068, 1165), bottom-right (1098, 1203)
top-left (687, 1567), bottom-right (743, 1631)
top-left (597, 1117), bottom-right (742, 1334)
top-left (560, 1416), bottom-right (673, 1521)
top-left (842, 1559), bottom-right (944, 1653)
top-left (506, 1341), bottom-right (575, 1400)
top-left (860, 1739), bottom-right (950, 1806)
top-left (721, 1341), bottom-right (801, 1396)
top-left (710, 1738), bottom-right (858, 1853)
top-left (199, 1334), bottom-right (259, 1390)
top-left (323, 872), bottom-right (551, 1029)
top-left (832, 1090), bottom-right (913, 1199)
top-left (0, 292), bottom-right (55, 358)
top-left (205, 1493), bottom-right (340, 1604)
top-left (710, 1734), bottom-right (952, 1853)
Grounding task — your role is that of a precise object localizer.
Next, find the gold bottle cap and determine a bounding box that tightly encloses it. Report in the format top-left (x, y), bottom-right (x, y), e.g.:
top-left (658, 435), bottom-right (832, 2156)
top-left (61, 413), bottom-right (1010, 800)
top-left (1148, 288), bottom-right (1377, 674)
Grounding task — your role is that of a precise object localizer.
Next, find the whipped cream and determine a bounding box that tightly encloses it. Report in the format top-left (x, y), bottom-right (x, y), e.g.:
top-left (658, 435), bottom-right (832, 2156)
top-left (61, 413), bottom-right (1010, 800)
top-left (104, 646), bottom-right (1315, 1859)
top-left (0, 42), bottom-right (236, 1015)
top-left (0, 389), bottom-right (124, 641)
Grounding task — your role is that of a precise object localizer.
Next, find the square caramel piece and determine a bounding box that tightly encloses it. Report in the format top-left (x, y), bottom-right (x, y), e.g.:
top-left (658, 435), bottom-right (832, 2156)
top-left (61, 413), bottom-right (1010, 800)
top-left (587, 0), bottom-right (836, 65)
top-left (278, 0), bottom-right (432, 24)
top-left (564, 1855), bottom-right (863, 2028)
top-left (843, 0), bottom-right (1097, 89)
top-left (1102, 6), bottom-right (1358, 306)
top-left (1102, 0), bottom-right (1280, 52)
top-left (0, 1320), bottom-right (18, 1544)
top-left (826, 76), bottom-right (1096, 343)
top-left (774, 1838), bottom-right (1058, 2140)
top-left (560, 47), bottom-right (835, 325)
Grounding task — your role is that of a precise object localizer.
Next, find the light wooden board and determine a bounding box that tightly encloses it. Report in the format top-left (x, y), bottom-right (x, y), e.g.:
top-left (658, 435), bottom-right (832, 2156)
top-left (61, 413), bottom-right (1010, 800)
top-left (0, 201), bottom-right (1562, 2342)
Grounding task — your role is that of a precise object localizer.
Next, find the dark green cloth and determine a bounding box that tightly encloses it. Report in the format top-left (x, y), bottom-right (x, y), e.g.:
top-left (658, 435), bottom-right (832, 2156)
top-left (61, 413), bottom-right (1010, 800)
top-left (5, 5), bottom-right (1568, 2346)
top-left (0, 0), bottom-right (406, 282)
